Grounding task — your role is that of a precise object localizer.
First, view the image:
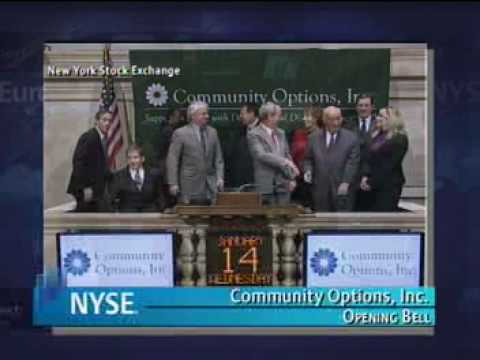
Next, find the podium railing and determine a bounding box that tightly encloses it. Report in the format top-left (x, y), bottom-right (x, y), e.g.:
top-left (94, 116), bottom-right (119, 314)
top-left (43, 200), bottom-right (429, 287)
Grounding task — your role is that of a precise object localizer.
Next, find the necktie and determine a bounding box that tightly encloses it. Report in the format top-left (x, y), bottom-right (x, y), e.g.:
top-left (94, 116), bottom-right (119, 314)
top-left (134, 169), bottom-right (142, 191)
top-left (271, 131), bottom-right (278, 151)
top-left (360, 118), bottom-right (367, 133)
top-left (327, 132), bottom-right (336, 149)
top-left (200, 126), bottom-right (207, 155)
top-left (101, 137), bottom-right (108, 157)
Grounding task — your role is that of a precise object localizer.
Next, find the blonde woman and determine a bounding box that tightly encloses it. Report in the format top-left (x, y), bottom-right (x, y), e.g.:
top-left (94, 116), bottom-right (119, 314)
top-left (359, 106), bottom-right (409, 211)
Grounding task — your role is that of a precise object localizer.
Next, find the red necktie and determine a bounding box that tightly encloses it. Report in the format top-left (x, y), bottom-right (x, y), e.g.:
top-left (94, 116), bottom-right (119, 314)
top-left (271, 131), bottom-right (278, 149)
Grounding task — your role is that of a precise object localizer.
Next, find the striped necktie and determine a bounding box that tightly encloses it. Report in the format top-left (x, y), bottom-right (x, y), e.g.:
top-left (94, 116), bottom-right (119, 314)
top-left (200, 126), bottom-right (207, 155)
top-left (271, 131), bottom-right (279, 152)
top-left (360, 118), bottom-right (367, 133)
top-left (134, 169), bottom-right (142, 191)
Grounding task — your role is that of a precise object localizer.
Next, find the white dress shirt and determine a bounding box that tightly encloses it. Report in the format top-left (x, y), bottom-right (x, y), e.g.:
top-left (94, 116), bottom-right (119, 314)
top-left (130, 167), bottom-right (145, 186)
top-left (261, 123), bottom-right (273, 137)
top-left (248, 118), bottom-right (260, 131)
top-left (191, 123), bottom-right (206, 143)
top-left (326, 130), bottom-right (337, 148)
top-left (358, 116), bottom-right (372, 132)
top-left (261, 123), bottom-right (279, 151)
top-left (95, 126), bottom-right (105, 141)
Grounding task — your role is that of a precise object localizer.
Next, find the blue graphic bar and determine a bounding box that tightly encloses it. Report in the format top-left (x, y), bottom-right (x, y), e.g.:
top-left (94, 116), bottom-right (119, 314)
top-left (34, 287), bottom-right (435, 327)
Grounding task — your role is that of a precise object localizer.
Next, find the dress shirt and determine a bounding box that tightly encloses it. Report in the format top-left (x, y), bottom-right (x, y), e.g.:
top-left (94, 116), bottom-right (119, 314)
top-left (358, 116), bottom-right (372, 133)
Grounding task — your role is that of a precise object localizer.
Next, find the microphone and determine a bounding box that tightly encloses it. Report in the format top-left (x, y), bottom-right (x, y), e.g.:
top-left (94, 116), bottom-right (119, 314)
top-left (236, 184), bottom-right (258, 192)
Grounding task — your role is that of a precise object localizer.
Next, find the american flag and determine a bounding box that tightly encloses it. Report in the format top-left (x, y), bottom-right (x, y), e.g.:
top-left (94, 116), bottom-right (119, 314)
top-left (99, 44), bottom-right (124, 170)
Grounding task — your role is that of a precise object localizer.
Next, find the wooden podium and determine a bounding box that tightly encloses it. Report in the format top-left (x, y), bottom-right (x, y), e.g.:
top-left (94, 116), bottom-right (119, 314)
top-left (175, 192), bottom-right (303, 220)
top-left (216, 192), bottom-right (262, 207)
top-left (174, 192), bottom-right (304, 287)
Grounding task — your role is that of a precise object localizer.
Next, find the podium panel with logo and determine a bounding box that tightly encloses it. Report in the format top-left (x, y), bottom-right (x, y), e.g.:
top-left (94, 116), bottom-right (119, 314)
top-left (58, 232), bottom-right (175, 287)
top-left (305, 233), bottom-right (423, 287)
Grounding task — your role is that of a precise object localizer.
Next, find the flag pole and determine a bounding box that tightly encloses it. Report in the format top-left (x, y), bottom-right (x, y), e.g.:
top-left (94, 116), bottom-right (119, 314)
top-left (121, 87), bottom-right (133, 145)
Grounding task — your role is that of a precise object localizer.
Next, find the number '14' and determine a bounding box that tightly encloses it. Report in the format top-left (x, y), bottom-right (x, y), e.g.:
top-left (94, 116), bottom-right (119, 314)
top-left (223, 247), bottom-right (258, 274)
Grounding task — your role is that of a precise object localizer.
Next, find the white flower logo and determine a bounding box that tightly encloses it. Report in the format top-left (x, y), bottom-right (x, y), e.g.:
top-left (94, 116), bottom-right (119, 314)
top-left (145, 83), bottom-right (168, 107)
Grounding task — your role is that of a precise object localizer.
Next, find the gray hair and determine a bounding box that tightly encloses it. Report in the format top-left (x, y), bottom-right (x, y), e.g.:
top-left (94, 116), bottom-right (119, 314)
top-left (187, 101), bottom-right (208, 121)
top-left (259, 101), bottom-right (281, 121)
top-left (323, 106), bottom-right (342, 120)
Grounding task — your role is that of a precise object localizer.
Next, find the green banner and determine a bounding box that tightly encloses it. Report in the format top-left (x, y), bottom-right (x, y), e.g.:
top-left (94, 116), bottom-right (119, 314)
top-left (129, 49), bottom-right (390, 186)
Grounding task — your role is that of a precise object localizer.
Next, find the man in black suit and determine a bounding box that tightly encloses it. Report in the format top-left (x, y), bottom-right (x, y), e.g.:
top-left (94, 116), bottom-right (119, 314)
top-left (228, 103), bottom-right (259, 189)
top-left (67, 109), bottom-right (113, 212)
top-left (109, 144), bottom-right (166, 212)
top-left (157, 108), bottom-right (184, 208)
top-left (158, 108), bottom-right (184, 167)
top-left (343, 94), bottom-right (377, 211)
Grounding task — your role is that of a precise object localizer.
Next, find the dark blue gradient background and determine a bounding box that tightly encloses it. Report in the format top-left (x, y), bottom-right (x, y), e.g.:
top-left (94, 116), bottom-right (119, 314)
top-left (0, 1), bottom-right (479, 358)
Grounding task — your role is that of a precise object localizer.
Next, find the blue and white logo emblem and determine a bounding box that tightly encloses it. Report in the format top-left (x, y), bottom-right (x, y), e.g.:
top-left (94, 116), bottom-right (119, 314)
top-left (64, 249), bottom-right (91, 276)
top-left (145, 83), bottom-right (168, 107)
top-left (310, 248), bottom-right (338, 276)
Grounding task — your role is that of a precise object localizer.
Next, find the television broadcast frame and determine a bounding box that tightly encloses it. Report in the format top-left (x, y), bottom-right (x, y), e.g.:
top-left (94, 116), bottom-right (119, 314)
top-left (38, 43), bottom-right (434, 335)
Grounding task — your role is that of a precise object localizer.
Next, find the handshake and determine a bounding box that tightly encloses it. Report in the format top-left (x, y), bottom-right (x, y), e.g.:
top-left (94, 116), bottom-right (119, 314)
top-left (282, 159), bottom-right (300, 180)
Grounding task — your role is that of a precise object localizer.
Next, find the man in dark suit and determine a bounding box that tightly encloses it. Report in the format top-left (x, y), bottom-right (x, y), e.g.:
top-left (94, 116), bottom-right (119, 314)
top-left (157, 107), bottom-right (184, 208)
top-left (109, 144), bottom-right (166, 212)
top-left (67, 109), bottom-right (113, 212)
top-left (304, 106), bottom-right (360, 212)
top-left (158, 108), bottom-right (184, 167)
top-left (343, 94), bottom-right (377, 211)
top-left (228, 103), bottom-right (260, 189)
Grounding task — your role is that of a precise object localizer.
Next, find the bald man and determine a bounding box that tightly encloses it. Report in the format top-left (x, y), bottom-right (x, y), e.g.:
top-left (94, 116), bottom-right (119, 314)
top-left (303, 106), bottom-right (360, 212)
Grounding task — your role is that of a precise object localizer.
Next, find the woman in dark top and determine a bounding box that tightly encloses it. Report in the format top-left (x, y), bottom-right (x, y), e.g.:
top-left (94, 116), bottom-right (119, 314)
top-left (290, 105), bottom-right (323, 208)
top-left (360, 106), bottom-right (409, 212)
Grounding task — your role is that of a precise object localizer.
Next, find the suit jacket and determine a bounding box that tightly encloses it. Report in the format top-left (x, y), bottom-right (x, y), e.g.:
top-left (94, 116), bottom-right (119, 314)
top-left (158, 124), bottom-right (175, 161)
top-left (109, 166), bottom-right (165, 212)
top-left (364, 132), bottom-right (409, 190)
top-left (228, 125), bottom-right (257, 188)
top-left (343, 116), bottom-right (377, 187)
top-left (344, 115), bottom-right (377, 135)
top-left (166, 123), bottom-right (224, 203)
top-left (67, 127), bottom-right (110, 202)
top-left (247, 124), bottom-right (295, 195)
top-left (303, 128), bottom-right (360, 211)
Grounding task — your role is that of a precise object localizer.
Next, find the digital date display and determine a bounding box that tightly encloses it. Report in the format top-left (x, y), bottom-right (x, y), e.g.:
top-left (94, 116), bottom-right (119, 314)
top-left (207, 234), bottom-right (273, 286)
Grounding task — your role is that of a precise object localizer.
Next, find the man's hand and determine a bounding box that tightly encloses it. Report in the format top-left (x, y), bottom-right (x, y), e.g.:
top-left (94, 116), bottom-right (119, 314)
top-left (288, 180), bottom-right (297, 192)
top-left (285, 160), bottom-right (300, 177)
top-left (83, 187), bottom-right (93, 203)
top-left (217, 179), bottom-right (224, 191)
top-left (360, 176), bottom-right (371, 191)
top-left (337, 182), bottom-right (350, 196)
top-left (304, 171), bottom-right (312, 184)
top-left (169, 185), bottom-right (179, 196)
top-left (283, 159), bottom-right (299, 177)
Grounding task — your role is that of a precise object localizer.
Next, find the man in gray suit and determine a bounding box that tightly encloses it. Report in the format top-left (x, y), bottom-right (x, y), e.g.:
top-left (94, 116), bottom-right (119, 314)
top-left (167, 101), bottom-right (224, 205)
top-left (247, 102), bottom-right (299, 205)
top-left (343, 94), bottom-right (378, 211)
top-left (304, 106), bottom-right (360, 212)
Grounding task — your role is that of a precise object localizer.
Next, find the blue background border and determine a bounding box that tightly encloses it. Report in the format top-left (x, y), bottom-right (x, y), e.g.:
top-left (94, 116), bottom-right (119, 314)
top-left (0, 1), bottom-right (479, 358)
